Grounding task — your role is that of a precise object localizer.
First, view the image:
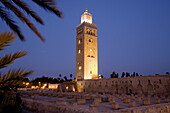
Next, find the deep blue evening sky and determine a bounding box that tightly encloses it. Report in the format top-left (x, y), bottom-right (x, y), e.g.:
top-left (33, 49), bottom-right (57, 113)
top-left (0, 0), bottom-right (170, 80)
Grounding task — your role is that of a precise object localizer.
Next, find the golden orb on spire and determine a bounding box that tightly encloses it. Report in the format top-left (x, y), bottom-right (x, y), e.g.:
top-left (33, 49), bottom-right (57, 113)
top-left (85, 8), bottom-right (88, 12)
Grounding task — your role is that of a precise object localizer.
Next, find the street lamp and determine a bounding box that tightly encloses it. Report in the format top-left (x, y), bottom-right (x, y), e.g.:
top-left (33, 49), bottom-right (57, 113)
top-left (39, 82), bottom-right (41, 87)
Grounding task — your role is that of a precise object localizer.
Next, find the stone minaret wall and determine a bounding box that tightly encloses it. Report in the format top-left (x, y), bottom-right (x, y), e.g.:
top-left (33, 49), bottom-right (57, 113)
top-left (76, 9), bottom-right (98, 92)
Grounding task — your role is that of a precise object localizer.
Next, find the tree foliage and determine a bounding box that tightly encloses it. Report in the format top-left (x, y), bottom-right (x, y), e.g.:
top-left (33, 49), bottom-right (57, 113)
top-left (31, 75), bottom-right (73, 86)
top-left (0, 31), bottom-right (33, 113)
top-left (109, 71), bottom-right (142, 78)
top-left (0, 31), bottom-right (33, 90)
top-left (64, 76), bottom-right (67, 81)
top-left (0, 31), bottom-right (33, 91)
top-left (70, 74), bottom-right (73, 80)
top-left (0, 0), bottom-right (62, 41)
top-left (110, 72), bottom-right (119, 78)
top-left (121, 72), bottom-right (125, 78)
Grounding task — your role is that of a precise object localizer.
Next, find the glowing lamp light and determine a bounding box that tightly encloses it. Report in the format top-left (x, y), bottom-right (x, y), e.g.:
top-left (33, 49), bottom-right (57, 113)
top-left (31, 86), bottom-right (35, 88)
top-left (38, 82), bottom-right (41, 87)
top-left (73, 87), bottom-right (75, 92)
top-left (79, 66), bottom-right (82, 70)
top-left (78, 40), bottom-right (81, 44)
top-left (99, 75), bottom-right (102, 79)
top-left (78, 50), bottom-right (81, 54)
top-left (66, 86), bottom-right (68, 91)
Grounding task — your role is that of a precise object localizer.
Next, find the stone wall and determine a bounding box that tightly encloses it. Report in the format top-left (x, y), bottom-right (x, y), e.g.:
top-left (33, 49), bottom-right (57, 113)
top-left (22, 98), bottom-right (92, 113)
top-left (112, 103), bottom-right (170, 113)
top-left (82, 75), bottom-right (170, 96)
top-left (22, 98), bottom-right (170, 113)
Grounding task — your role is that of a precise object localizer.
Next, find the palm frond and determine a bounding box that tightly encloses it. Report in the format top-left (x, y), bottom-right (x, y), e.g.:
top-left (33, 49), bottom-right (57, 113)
top-left (0, 6), bottom-right (25, 40)
top-left (0, 51), bottom-right (28, 69)
top-left (1, 0), bottom-right (45, 41)
top-left (0, 31), bottom-right (16, 50)
top-left (32, 0), bottom-right (62, 17)
top-left (12, 0), bottom-right (44, 25)
top-left (0, 68), bottom-right (33, 90)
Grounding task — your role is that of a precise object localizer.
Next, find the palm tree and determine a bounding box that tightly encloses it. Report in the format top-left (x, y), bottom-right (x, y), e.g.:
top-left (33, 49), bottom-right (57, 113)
top-left (125, 72), bottom-right (130, 77)
top-left (0, 31), bottom-right (33, 112)
top-left (110, 72), bottom-right (116, 78)
top-left (0, 0), bottom-right (62, 41)
top-left (121, 72), bottom-right (125, 78)
top-left (116, 73), bottom-right (119, 78)
top-left (64, 76), bottom-right (67, 81)
top-left (59, 74), bottom-right (62, 78)
top-left (110, 73), bottom-right (114, 78)
top-left (0, 31), bottom-right (33, 89)
top-left (136, 73), bottom-right (139, 76)
top-left (133, 72), bottom-right (136, 77)
top-left (70, 74), bottom-right (73, 80)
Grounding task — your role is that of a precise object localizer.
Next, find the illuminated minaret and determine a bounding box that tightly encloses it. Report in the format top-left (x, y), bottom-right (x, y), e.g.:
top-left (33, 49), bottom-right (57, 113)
top-left (76, 8), bottom-right (98, 92)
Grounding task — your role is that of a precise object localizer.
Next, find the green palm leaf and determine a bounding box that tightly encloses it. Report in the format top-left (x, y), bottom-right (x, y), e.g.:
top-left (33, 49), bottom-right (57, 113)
top-left (0, 0), bottom-right (62, 41)
top-left (0, 68), bottom-right (33, 90)
top-left (0, 51), bottom-right (28, 69)
top-left (0, 8), bottom-right (24, 40)
top-left (1, 0), bottom-right (45, 41)
top-left (32, 0), bottom-right (62, 17)
top-left (12, 0), bottom-right (44, 25)
top-left (0, 31), bottom-right (15, 50)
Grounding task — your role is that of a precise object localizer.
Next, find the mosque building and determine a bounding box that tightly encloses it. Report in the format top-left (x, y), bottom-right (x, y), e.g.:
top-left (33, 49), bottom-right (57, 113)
top-left (75, 8), bottom-right (170, 96)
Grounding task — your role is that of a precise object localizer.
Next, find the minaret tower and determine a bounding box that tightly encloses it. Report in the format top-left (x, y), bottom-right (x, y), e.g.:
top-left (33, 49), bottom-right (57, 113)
top-left (76, 8), bottom-right (98, 92)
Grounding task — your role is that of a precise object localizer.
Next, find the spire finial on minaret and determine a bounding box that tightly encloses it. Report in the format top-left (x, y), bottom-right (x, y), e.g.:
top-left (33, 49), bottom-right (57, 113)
top-left (81, 7), bottom-right (92, 24)
top-left (85, 7), bottom-right (88, 12)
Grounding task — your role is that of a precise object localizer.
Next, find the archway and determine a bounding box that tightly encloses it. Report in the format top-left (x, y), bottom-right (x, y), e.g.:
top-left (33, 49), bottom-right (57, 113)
top-left (147, 83), bottom-right (154, 95)
top-left (137, 84), bottom-right (143, 95)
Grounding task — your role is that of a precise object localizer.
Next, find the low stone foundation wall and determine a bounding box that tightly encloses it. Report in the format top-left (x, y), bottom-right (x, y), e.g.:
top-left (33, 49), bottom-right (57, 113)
top-left (112, 103), bottom-right (170, 113)
top-left (22, 98), bottom-right (170, 113)
top-left (22, 98), bottom-right (92, 113)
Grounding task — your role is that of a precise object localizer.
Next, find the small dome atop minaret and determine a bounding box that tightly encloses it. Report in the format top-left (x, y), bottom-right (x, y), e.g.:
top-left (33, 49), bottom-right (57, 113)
top-left (81, 8), bottom-right (92, 24)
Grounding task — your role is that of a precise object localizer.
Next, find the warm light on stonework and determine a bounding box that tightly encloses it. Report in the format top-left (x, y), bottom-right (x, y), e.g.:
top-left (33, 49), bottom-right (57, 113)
top-left (76, 8), bottom-right (98, 92)
top-left (66, 86), bottom-right (68, 90)
top-left (79, 66), bottom-right (82, 70)
top-left (78, 49), bottom-right (81, 53)
top-left (26, 82), bottom-right (29, 86)
top-left (73, 87), bottom-right (75, 92)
